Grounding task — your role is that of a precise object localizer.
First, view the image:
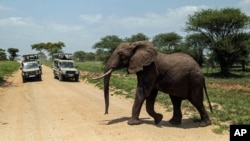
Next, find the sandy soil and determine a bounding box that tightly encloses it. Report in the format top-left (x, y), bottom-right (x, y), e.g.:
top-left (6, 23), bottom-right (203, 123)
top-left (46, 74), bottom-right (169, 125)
top-left (0, 65), bottom-right (229, 141)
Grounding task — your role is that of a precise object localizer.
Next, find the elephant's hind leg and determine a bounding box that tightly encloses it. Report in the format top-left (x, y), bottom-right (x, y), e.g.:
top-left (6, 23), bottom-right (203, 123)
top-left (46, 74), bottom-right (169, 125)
top-left (146, 89), bottom-right (163, 124)
top-left (188, 89), bottom-right (211, 127)
top-left (169, 95), bottom-right (183, 125)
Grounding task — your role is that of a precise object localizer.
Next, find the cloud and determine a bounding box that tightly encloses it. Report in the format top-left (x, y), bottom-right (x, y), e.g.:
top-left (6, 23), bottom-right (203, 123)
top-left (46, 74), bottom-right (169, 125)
top-left (79, 14), bottom-right (103, 23)
top-left (47, 23), bottom-right (85, 32)
top-left (92, 5), bottom-right (207, 37)
top-left (0, 4), bottom-right (14, 11)
top-left (238, 0), bottom-right (250, 14)
top-left (0, 5), bottom-right (208, 55)
top-left (0, 17), bottom-right (37, 27)
top-left (239, 0), bottom-right (250, 5)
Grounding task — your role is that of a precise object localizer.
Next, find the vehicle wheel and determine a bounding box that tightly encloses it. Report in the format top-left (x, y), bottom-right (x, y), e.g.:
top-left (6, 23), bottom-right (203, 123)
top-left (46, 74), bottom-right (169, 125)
top-left (38, 76), bottom-right (42, 81)
top-left (59, 74), bottom-right (63, 81)
top-left (22, 77), bottom-right (26, 83)
top-left (75, 76), bottom-right (79, 82)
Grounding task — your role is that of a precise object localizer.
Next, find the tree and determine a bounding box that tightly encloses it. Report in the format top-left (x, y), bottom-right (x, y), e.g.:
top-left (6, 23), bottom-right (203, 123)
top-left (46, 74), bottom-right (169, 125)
top-left (93, 35), bottom-right (123, 63)
top-left (85, 52), bottom-right (96, 61)
top-left (31, 43), bottom-right (46, 53)
top-left (152, 32), bottom-right (182, 53)
top-left (73, 51), bottom-right (86, 61)
top-left (231, 33), bottom-right (250, 71)
top-left (95, 49), bottom-right (107, 61)
top-left (31, 41), bottom-right (65, 58)
top-left (7, 48), bottom-right (19, 60)
top-left (124, 33), bottom-right (149, 42)
top-left (186, 8), bottom-right (250, 75)
top-left (185, 33), bottom-right (211, 66)
top-left (0, 48), bottom-right (7, 60)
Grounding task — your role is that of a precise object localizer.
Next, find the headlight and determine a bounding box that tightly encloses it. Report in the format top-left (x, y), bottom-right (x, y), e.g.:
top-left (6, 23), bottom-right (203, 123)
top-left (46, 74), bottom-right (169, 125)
top-left (61, 70), bottom-right (66, 74)
top-left (36, 70), bottom-right (41, 74)
top-left (75, 71), bottom-right (79, 74)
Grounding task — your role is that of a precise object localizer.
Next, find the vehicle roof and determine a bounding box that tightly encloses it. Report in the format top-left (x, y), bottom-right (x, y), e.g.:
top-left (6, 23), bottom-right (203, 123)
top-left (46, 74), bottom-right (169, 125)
top-left (22, 61), bottom-right (39, 64)
top-left (54, 59), bottom-right (74, 62)
top-left (53, 53), bottom-right (72, 60)
top-left (22, 54), bottom-right (38, 57)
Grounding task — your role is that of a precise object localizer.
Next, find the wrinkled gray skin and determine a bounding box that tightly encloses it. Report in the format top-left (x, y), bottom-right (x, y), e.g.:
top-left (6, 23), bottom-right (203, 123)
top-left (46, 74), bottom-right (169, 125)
top-left (102, 41), bottom-right (212, 127)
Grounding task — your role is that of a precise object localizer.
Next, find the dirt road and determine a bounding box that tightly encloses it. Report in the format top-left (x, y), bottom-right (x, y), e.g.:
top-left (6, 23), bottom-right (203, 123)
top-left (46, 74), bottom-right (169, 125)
top-left (0, 65), bottom-right (228, 141)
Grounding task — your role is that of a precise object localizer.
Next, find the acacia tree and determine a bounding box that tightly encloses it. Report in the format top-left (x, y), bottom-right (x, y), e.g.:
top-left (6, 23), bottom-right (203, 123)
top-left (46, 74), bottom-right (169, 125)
top-left (93, 35), bottom-right (123, 63)
top-left (31, 43), bottom-right (45, 53)
top-left (186, 8), bottom-right (250, 75)
top-left (73, 51), bottom-right (86, 61)
top-left (31, 41), bottom-right (65, 58)
top-left (124, 33), bottom-right (149, 42)
top-left (231, 33), bottom-right (250, 71)
top-left (0, 48), bottom-right (7, 60)
top-left (185, 33), bottom-right (211, 67)
top-left (7, 48), bottom-right (19, 60)
top-left (152, 32), bottom-right (182, 53)
top-left (45, 42), bottom-right (65, 57)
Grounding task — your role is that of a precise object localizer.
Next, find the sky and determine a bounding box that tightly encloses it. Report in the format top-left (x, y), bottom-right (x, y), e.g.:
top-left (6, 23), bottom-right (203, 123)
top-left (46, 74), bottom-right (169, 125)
top-left (1, 0), bottom-right (250, 55)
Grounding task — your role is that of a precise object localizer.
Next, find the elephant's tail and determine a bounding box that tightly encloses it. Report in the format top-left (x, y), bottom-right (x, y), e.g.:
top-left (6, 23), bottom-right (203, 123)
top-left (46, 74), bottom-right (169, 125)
top-left (204, 83), bottom-right (213, 113)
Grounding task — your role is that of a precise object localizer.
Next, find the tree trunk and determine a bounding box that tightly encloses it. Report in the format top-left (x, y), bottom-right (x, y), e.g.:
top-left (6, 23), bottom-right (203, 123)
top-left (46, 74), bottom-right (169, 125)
top-left (241, 60), bottom-right (246, 71)
top-left (218, 56), bottom-right (230, 76)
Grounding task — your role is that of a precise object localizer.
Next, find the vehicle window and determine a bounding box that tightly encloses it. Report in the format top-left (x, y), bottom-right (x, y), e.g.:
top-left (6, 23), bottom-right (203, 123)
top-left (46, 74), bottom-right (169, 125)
top-left (23, 63), bottom-right (39, 69)
top-left (60, 62), bottom-right (74, 68)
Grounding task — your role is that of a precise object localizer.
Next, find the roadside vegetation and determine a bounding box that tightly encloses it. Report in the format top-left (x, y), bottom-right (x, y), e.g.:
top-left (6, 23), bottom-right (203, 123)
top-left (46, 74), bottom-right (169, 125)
top-left (0, 61), bottom-right (20, 85)
top-left (1, 7), bottom-right (249, 134)
top-left (2, 60), bottom-right (249, 134)
top-left (77, 61), bottom-right (250, 134)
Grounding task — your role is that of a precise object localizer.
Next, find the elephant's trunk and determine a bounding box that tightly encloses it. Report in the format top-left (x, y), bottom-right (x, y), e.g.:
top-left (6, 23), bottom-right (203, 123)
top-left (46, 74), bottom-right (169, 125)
top-left (92, 68), bottom-right (113, 114)
top-left (104, 71), bottom-right (112, 114)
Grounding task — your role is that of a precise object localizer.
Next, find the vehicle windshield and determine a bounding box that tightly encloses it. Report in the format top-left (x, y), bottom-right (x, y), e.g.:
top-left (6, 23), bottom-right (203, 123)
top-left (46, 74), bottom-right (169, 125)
top-left (23, 63), bottom-right (39, 69)
top-left (60, 62), bottom-right (74, 68)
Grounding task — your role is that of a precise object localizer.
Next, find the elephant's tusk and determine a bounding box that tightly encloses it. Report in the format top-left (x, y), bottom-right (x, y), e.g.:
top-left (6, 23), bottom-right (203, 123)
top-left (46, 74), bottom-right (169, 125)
top-left (92, 69), bottom-right (113, 80)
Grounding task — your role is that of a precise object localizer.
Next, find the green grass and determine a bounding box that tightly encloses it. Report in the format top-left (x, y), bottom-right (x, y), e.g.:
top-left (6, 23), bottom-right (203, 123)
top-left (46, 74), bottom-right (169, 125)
top-left (76, 61), bottom-right (103, 73)
top-left (42, 60), bottom-right (53, 68)
top-left (3, 60), bottom-right (249, 134)
top-left (56, 61), bottom-right (250, 134)
top-left (0, 61), bottom-right (20, 85)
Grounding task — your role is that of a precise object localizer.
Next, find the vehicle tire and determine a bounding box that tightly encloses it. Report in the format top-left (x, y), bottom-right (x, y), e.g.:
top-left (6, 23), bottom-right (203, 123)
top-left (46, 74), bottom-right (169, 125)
top-left (22, 77), bottom-right (26, 83)
top-left (53, 71), bottom-right (57, 79)
top-left (75, 76), bottom-right (79, 82)
top-left (38, 76), bottom-right (42, 81)
top-left (59, 74), bottom-right (63, 81)
top-left (54, 74), bottom-right (57, 79)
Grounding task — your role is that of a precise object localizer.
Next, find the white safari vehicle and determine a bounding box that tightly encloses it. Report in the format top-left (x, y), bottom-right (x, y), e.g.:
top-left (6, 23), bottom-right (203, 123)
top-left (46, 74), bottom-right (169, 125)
top-left (21, 54), bottom-right (42, 83)
top-left (53, 53), bottom-right (79, 82)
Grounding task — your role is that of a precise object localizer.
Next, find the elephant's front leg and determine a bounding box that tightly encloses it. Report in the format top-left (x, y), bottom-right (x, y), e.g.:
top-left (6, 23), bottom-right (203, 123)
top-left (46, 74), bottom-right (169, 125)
top-left (169, 95), bottom-right (183, 125)
top-left (128, 87), bottom-right (146, 125)
top-left (146, 89), bottom-right (163, 124)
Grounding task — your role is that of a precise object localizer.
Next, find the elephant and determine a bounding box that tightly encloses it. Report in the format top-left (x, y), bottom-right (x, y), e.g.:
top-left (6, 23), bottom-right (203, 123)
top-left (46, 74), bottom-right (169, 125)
top-left (93, 40), bottom-right (213, 127)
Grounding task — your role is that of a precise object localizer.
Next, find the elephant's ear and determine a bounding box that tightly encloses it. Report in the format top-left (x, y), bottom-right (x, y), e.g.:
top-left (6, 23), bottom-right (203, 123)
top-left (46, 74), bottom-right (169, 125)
top-left (128, 41), bottom-right (157, 74)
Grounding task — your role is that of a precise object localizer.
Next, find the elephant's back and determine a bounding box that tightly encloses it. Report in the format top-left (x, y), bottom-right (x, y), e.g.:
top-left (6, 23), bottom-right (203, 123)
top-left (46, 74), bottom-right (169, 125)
top-left (155, 52), bottom-right (204, 97)
top-left (156, 52), bottom-right (200, 72)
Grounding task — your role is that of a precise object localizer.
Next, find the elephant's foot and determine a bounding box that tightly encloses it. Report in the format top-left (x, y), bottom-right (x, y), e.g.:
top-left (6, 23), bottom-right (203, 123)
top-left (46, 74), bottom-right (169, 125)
top-left (154, 114), bottom-right (163, 124)
top-left (199, 119), bottom-right (211, 127)
top-left (127, 118), bottom-right (141, 125)
top-left (169, 117), bottom-right (182, 125)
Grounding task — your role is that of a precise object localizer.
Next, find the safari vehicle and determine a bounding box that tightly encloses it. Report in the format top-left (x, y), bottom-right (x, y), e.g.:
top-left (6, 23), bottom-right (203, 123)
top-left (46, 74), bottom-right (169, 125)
top-left (22, 54), bottom-right (42, 73)
top-left (20, 61), bottom-right (42, 83)
top-left (53, 53), bottom-right (79, 82)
